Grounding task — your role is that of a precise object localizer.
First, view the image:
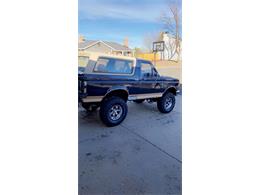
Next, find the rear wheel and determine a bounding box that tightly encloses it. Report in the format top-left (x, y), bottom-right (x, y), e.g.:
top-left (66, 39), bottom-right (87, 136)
top-left (99, 96), bottom-right (128, 127)
top-left (133, 99), bottom-right (145, 104)
top-left (157, 92), bottom-right (175, 113)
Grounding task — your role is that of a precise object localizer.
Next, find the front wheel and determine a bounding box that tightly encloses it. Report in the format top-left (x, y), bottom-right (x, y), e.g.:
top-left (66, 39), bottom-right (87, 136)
top-left (99, 96), bottom-right (128, 127)
top-left (157, 92), bottom-right (176, 113)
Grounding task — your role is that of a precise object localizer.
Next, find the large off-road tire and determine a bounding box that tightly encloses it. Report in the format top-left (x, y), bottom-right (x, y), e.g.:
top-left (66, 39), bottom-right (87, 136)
top-left (99, 96), bottom-right (128, 127)
top-left (157, 92), bottom-right (176, 113)
top-left (133, 99), bottom-right (145, 104)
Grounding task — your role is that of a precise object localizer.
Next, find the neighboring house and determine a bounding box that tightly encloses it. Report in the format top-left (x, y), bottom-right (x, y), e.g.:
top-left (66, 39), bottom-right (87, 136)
top-left (78, 36), bottom-right (133, 56)
top-left (159, 32), bottom-right (182, 61)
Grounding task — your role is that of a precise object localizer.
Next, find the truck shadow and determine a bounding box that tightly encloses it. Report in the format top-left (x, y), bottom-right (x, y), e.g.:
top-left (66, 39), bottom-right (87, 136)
top-left (78, 99), bottom-right (179, 129)
top-left (129, 102), bottom-right (159, 113)
top-left (78, 102), bottom-right (165, 126)
top-left (78, 109), bottom-right (105, 128)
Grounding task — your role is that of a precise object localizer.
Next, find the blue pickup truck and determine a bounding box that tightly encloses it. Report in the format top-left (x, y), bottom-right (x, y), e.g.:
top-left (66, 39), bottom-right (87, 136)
top-left (78, 53), bottom-right (180, 127)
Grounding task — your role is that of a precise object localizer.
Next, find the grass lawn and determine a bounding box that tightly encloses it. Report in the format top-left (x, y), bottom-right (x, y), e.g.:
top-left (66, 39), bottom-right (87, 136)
top-left (155, 60), bottom-right (182, 83)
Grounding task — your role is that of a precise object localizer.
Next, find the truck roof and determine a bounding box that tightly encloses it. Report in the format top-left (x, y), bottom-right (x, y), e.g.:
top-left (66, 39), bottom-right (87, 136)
top-left (79, 51), bottom-right (137, 61)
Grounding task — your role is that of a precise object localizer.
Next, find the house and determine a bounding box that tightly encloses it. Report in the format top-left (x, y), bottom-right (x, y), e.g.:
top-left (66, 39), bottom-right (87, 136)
top-left (159, 32), bottom-right (182, 61)
top-left (78, 36), bottom-right (133, 56)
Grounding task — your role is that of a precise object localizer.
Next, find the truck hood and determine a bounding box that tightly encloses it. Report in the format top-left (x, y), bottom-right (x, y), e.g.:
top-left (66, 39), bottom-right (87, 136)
top-left (159, 76), bottom-right (179, 82)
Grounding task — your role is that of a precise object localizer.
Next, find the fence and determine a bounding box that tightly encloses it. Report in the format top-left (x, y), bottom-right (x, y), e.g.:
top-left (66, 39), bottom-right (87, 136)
top-left (136, 53), bottom-right (160, 61)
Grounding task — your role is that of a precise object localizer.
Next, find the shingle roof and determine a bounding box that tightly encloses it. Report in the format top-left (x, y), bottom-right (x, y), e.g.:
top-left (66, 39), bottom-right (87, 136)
top-left (103, 41), bottom-right (131, 51)
top-left (78, 40), bottom-right (131, 51)
top-left (78, 40), bottom-right (98, 49)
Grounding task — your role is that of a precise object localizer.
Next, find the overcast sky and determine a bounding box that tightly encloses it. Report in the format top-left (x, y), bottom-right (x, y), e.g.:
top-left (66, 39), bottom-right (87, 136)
top-left (79, 0), bottom-right (181, 48)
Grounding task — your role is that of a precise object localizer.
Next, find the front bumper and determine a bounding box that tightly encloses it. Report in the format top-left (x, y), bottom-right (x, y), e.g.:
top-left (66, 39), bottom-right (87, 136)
top-left (176, 84), bottom-right (182, 95)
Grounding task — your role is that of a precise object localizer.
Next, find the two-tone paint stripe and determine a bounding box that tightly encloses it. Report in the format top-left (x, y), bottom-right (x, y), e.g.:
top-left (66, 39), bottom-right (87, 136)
top-left (82, 92), bottom-right (163, 103)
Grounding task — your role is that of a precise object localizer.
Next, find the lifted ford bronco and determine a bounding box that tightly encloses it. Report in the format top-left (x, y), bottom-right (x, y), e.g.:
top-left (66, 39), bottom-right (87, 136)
top-left (78, 52), bottom-right (180, 127)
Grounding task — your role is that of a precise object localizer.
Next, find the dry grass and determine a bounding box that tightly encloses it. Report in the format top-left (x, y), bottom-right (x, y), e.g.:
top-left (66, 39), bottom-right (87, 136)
top-left (155, 60), bottom-right (181, 67)
top-left (155, 60), bottom-right (182, 83)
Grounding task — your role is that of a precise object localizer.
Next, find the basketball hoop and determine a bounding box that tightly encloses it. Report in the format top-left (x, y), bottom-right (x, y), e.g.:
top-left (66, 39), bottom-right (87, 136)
top-left (152, 41), bottom-right (164, 66)
top-left (153, 41), bottom-right (164, 52)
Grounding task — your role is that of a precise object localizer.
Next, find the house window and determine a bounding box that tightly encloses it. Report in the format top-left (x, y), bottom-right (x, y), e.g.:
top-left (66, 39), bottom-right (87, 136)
top-left (94, 57), bottom-right (133, 74)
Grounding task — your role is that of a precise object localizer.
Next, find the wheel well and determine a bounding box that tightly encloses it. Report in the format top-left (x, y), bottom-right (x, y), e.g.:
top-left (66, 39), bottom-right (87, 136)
top-left (104, 89), bottom-right (128, 102)
top-left (164, 87), bottom-right (177, 95)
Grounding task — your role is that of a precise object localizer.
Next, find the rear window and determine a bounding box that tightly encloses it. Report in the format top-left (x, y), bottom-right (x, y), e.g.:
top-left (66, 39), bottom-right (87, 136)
top-left (94, 57), bottom-right (133, 74)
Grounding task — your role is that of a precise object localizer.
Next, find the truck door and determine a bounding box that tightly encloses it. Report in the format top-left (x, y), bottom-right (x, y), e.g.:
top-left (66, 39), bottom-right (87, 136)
top-left (138, 60), bottom-right (163, 98)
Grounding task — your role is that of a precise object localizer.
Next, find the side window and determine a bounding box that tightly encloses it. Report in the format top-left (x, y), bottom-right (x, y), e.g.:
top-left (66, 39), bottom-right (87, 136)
top-left (141, 62), bottom-right (153, 78)
top-left (94, 58), bottom-right (110, 72)
top-left (113, 59), bottom-right (133, 74)
top-left (94, 57), bottom-right (133, 74)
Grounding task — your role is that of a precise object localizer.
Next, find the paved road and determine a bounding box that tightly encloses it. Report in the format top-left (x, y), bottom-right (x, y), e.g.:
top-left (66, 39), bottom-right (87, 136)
top-left (79, 95), bottom-right (182, 195)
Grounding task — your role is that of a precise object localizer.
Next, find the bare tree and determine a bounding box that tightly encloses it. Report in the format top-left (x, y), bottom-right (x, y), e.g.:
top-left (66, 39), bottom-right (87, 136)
top-left (142, 32), bottom-right (162, 53)
top-left (161, 0), bottom-right (181, 61)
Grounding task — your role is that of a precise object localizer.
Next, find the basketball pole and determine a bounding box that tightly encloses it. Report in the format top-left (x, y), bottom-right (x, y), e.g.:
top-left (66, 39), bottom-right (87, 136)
top-left (154, 51), bottom-right (156, 66)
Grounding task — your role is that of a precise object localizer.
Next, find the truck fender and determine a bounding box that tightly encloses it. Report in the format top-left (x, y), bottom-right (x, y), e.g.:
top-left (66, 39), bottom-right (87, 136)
top-left (163, 86), bottom-right (177, 96)
top-left (103, 86), bottom-right (129, 102)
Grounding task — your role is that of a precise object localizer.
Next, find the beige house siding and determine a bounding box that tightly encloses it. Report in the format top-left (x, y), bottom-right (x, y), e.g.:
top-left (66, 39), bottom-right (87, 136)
top-left (112, 51), bottom-right (133, 56)
top-left (112, 51), bottom-right (123, 55)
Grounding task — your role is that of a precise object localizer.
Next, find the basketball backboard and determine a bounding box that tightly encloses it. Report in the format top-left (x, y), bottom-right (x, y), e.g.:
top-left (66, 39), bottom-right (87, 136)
top-left (153, 41), bottom-right (164, 52)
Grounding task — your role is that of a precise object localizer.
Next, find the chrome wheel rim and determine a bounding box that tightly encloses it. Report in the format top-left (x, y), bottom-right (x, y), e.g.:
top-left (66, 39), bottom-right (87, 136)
top-left (165, 97), bottom-right (173, 110)
top-left (109, 104), bottom-right (123, 121)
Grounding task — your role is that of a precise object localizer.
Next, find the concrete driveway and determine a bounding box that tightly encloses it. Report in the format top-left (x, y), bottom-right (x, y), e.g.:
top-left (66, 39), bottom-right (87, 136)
top-left (79, 95), bottom-right (182, 195)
